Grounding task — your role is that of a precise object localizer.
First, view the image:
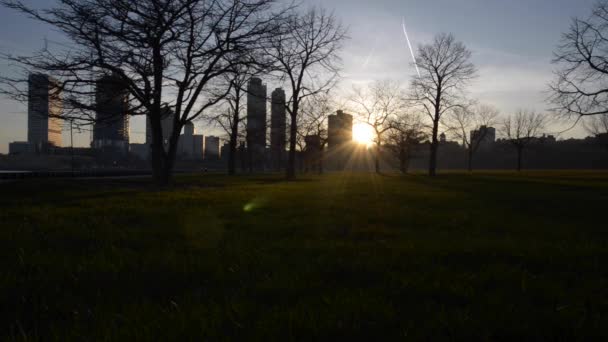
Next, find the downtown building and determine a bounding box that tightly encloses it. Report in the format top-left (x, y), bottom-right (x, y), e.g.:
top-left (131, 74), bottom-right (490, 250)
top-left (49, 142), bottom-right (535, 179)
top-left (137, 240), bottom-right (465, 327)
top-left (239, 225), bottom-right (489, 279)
top-left (328, 110), bottom-right (353, 149)
top-left (246, 77), bottom-right (267, 171)
top-left (93, 74), bottom-right (129, 157)
top-left (270, 88), bottom-right (286, 171)
top-left (470, 125), bottom-right (497, 149)
top-left (327, 110), bottom-right (353, 170)
top-left (204, 136), bottom-right (221, 161)
top-left (177, 122), bottom-right (204, 160)
top-left (27, 73), bottom-right (63, 152)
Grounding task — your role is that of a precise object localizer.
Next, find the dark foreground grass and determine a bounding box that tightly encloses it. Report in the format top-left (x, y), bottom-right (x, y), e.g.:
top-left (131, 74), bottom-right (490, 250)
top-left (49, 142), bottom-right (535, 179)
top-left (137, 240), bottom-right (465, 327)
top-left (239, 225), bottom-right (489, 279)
top-left (1, 171), bottom-right (608, 340)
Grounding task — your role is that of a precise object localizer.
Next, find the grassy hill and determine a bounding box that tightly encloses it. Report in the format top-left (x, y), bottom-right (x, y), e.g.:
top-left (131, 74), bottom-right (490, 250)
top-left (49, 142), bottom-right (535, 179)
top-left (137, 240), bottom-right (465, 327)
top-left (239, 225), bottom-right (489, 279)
top-left (1, 172), bottom-right (607, 340)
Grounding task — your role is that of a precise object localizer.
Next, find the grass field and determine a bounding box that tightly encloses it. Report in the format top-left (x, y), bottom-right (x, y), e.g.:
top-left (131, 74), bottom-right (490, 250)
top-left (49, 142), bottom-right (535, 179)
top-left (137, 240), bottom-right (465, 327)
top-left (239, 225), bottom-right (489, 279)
top-left (1, 171), bottom-right (608, 340)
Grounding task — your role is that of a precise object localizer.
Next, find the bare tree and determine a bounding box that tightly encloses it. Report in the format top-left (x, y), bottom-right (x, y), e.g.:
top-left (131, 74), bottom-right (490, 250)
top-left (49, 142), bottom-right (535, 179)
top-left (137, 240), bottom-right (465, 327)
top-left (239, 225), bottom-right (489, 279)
top-left (211, 70), bottom-right (250, 176)
top-left (501, 110), bottom-right (547, 171)
top-left (299, 93), bottom-right (335, 174)
top-left (448, 104), bottom-right (500, 171)
top-left (551, 0), bottom-right (608, 119)
top-left (585, 114), bottom-right (608, 136)
top-left (265, 6), bottom-right (348, 180)
top-left (387, 112), bottom-right (426, 174)
top-left (349, 80), bottom-right (407, 173)
top-left (0, 0), bottom-right (284, 185)
top-left (409, 33), bottom-right (476, 177)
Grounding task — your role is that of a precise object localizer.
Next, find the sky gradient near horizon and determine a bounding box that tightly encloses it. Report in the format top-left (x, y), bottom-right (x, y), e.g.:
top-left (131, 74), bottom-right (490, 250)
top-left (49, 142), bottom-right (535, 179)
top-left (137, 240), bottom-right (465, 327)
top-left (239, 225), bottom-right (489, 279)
top-left (0, 0), bottom-right (597, 153)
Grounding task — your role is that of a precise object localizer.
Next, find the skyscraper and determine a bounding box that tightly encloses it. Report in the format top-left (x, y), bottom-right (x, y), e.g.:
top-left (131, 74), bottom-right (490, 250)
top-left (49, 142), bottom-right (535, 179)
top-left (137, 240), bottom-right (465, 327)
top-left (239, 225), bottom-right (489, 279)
top-left (327, 110), bottom-right (353, 170)
top-left (270, 88), bottom-right (286, 171)
top-left (470, 126), bottom-right (496, 149)
top-left (328, 110), bottom-right (353, 149)
top-left (93, 74), bottom-right (129, 155)
top-left (204, 136), bottom-right (221, 161)
top-left (246, 77), bottom-right (267, 171)
top-left (177, 122), bottom-right (203, 160)
top-left (28, 73), bottom-right (62, 150)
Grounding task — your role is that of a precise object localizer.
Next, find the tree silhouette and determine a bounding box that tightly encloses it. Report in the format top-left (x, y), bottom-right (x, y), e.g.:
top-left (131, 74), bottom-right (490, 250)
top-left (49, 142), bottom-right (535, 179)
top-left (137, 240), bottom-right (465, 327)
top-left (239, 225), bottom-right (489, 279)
top-left (0, 0), bottom-right (284, 185)
top-left (387, 112), bottom-right (426, 174)
top-left (349, 80), bottom-right (407, 174)
top-left (551, 0), bottom-right (608, 118)
top-left (409, 33), bottom-right (476, 177)
top-left (501, 110), bottom-right (547, 171)
top-left (448, 104), bottom-right (500, 172)
top-left (211, 66), bottom-right (262, 176)
top-left (264, 6), bottom-right (348, 180)
top-left (298, 93), bottom-right (337, 174)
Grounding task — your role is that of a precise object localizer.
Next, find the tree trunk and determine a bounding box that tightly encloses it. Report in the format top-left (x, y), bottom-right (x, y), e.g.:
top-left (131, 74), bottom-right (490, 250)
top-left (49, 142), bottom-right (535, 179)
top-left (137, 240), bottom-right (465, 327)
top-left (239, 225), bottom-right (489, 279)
top-left (149, 106), bottom-right (169, 186)
top-left (517, 146), bottom-right (523, 172)
top-left (429, 118), bottom-right (440, 177)
top-left (399, 142), bottom-right (408, 174)
top-left (155, 122), bottom-right (182, 186)
top-left (318, 147), bottom-right (324, 175)
top-left (150, 45), bottom-right (169, 186)
top-left (228, 98), bottom-right (240, 176)
top-left (467, 146), bottom-right (474, 172)
top-left (151, 142), bottom-right (168, 185)
top-left (228, 118), bottom-right (239, 176)
top-left (286, 109), bottom-right (298, 180)
top-left (228, 138), bottom-right (237, 175)
top-left (375, 141), bottom-right (381, 174)
top-left (247, 138), bottom-right (253, 174)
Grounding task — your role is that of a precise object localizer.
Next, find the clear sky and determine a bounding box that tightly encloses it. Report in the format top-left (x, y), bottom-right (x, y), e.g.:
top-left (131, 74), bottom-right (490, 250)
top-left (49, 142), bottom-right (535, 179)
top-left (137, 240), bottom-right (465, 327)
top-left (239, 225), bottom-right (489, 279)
top-left (0, 0), bottom-right (597, 153)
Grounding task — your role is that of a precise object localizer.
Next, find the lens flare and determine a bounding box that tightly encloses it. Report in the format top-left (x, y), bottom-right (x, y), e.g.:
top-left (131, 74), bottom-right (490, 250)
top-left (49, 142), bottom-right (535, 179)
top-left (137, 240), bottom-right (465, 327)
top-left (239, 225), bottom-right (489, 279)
top-left (353, 123), bottom-right (375, 147)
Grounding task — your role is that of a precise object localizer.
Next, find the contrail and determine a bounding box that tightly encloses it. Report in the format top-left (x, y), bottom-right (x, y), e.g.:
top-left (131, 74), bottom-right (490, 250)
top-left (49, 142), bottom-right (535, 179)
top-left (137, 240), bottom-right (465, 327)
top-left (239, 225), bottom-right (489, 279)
top-left (362, 40), bottom-right (377, 69)
top-left (402, 17), bottom-right (421, 78)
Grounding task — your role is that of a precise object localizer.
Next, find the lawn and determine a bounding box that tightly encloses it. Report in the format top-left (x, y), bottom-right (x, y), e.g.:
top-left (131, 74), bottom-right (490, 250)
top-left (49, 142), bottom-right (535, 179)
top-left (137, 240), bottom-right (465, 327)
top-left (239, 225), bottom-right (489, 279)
top-left (1, 171), bottom-right (607, 340)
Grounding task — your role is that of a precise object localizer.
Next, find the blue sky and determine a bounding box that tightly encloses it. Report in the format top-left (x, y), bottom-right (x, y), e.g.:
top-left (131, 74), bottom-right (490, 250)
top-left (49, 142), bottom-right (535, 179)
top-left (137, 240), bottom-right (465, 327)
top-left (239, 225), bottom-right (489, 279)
top-left (0, 0), bottom-right (597, 153)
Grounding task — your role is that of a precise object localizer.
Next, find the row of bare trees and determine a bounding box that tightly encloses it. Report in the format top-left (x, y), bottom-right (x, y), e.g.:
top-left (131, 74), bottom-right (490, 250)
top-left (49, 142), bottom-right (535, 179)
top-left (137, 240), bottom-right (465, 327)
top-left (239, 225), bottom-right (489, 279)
top-left (0, 0), bottom-right (347, 184)
top-left (292, 0), bottom-right (608, 176)
top-left (292, 79), bottom-right (550, 175)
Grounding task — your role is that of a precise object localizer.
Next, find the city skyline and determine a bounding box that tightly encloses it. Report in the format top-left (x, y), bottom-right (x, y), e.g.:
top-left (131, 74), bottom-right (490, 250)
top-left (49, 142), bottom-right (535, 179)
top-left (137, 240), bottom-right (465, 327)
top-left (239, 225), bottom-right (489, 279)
top-left (0, 0), bottom-right (599, 153)
top-left (1, 2), bottom-right (606, 339)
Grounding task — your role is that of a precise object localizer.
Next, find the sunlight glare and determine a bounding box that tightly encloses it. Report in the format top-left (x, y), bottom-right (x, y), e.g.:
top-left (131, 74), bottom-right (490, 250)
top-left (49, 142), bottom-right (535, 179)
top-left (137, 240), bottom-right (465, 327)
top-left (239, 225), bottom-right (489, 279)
top-left (353, 123), bottom-right (375, 147)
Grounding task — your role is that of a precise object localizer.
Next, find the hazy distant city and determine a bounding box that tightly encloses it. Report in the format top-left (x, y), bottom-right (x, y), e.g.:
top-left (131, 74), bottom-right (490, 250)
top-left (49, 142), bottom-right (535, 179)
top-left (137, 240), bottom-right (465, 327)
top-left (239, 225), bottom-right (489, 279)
top-left (2, 71), bottom-right (606, 176)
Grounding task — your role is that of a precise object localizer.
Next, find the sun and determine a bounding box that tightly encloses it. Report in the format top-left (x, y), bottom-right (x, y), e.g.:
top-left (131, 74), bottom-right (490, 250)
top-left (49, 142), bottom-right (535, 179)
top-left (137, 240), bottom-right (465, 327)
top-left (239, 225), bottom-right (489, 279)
top-left (353, 123), bottom-right (375, 147)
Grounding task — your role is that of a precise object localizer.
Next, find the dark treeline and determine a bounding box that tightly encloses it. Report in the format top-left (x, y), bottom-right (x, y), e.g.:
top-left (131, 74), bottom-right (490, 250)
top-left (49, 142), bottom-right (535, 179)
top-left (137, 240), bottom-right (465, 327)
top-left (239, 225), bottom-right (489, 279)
top-left (388, 136), bottom-right (608, 172)
top-left (293, 135), bottom-right (608, 173)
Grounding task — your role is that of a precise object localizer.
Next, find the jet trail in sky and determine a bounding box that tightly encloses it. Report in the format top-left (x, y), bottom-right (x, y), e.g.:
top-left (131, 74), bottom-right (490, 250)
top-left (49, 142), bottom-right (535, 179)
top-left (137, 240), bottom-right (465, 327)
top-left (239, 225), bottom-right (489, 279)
top-left (402, 17), bottom-right (421, 78)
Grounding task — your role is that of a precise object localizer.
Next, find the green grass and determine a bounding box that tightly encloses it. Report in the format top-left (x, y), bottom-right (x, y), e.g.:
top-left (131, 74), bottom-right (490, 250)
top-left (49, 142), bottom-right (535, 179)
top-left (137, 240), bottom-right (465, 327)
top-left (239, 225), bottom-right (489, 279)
top-left (1, 171), bottom-right (608, 340)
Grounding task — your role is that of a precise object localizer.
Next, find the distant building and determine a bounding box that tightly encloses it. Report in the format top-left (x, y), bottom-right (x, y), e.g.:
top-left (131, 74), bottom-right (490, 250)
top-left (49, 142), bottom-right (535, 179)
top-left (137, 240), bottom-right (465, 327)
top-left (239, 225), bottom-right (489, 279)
top-left (177, 122), bottom-right (204, 160)
top-left (270, 88), bottom-right (286, 170)
top-left (204, 136), bottom-right (221, 161)
top-left (440, 132), bottom-right (447, 144)
top-left (93, 74), bottom-right (129, 155)
top-left (470, 126), bottom-right (496, 148)
top-left (247, 78), bottom-right (267, 170)
top-left (304, 135), bottom-right (322, 171)
top-left (9, 141), bottom-right (33, 155)
top-left (327, 110), bottom-right (353, 170)
top-left (192, 135), bottom-right (204, 160)
top-left (28, 73), bottom-right (62, 150)
top-left (327, 110), bottom-right (353, 149)
top-left (220, 141), bottom-right (230, 162)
